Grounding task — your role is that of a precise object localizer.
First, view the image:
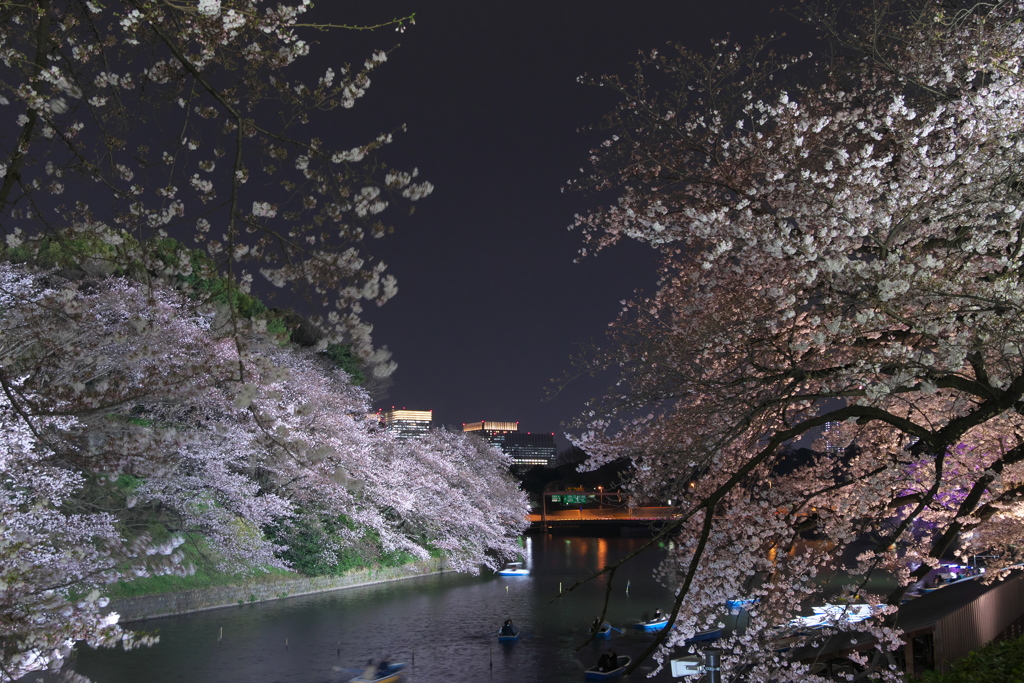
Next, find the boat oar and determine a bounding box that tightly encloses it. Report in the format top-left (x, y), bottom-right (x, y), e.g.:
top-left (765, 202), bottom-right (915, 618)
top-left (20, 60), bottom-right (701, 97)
top-left (609, 626), bottom-right (623, 633)
top-left (468, 628), bottom-right (498, 639)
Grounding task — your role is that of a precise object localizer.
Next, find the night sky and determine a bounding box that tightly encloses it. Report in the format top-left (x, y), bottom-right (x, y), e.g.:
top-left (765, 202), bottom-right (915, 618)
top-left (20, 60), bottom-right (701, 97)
top-left (296, 1), bottom-right (799, 448)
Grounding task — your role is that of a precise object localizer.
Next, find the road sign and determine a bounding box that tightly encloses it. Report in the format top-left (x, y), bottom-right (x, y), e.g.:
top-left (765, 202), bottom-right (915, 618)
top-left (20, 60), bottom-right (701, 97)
top-left (550, 494), bottom-right (591, 504)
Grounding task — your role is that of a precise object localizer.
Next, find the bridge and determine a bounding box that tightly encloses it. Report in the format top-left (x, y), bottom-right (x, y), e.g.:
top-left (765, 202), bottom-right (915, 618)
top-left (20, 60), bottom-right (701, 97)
top-left (530, 488), bottom-right (678, 530)
top-left (528, 506), bottom-right (679, 529)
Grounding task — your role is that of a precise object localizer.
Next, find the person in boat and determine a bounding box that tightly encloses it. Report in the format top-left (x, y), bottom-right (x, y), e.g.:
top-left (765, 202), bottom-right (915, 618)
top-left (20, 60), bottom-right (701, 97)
top-left (361, 659), bottom-right (376, 679)
top-left (591, 617), bottom-right (603, 633)
top-left (652, 608), bottom-right (664, 621)
top-left (375, 657), bottom-right (392, 677)
top-left (603, 650), bottom-right (619, 671)
top-left (500, 619), bottom-right (516, 636)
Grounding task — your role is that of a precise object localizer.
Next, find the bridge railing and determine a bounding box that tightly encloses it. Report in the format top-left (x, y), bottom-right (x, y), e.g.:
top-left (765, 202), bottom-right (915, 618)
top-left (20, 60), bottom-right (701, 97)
top-left (528, 506), bottom-right (678, 523)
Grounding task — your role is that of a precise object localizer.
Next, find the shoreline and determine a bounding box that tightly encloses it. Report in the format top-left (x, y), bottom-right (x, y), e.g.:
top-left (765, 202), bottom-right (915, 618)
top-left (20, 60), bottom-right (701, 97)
top-left (108, 557), bottom-right (448, 623)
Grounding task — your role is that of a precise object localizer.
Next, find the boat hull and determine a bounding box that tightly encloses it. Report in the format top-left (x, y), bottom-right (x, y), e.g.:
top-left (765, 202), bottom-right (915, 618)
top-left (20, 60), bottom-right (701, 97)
top-left (685, 628), bottom-right (722, 644)
top-left (349, 663), bottom-right (406, 683)
top-left (585, 655), bottom-right (631, 680)
top-left (633, 618), bottom-right (669, 632)
top-left (497, 562), bottom-right (528, 576)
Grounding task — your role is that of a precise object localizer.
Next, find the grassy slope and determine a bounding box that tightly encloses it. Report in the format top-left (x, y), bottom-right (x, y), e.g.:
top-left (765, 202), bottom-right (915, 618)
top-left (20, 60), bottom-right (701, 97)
top-left (103, 534), bottom-right (295, 599)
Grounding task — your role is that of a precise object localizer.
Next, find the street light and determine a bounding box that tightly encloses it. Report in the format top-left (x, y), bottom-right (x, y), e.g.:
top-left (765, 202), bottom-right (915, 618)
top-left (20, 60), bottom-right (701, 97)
top-left (597, 486), bottom-right (603, 510)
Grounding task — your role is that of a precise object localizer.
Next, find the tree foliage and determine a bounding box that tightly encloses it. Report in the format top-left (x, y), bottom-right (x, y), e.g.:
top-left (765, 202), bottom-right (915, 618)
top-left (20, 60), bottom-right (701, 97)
top-left (0, 0), bottom-right (429, 365)
top-left (571, 1), bottom-right (1024, 679)
top-left (0, 2), bottom-right (531, 678)
top-left (921, 632), bottom-right (1024, 683)
top-left (0, 262), bottom-right (529, 681)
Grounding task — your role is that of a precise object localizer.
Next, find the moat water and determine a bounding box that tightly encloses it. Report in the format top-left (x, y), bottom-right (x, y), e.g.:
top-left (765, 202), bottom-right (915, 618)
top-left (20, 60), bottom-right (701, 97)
top-left (67, 535), bottom-right (682, 683)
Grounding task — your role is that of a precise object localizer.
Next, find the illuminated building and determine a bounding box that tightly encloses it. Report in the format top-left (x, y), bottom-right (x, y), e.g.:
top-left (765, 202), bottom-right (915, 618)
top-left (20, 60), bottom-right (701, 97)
top-left (797, 421), bottom-right (844, 455)
top-left (463, 420), bottom-right (556, 472)
top-left (381, 408), bottom-right (432, 440)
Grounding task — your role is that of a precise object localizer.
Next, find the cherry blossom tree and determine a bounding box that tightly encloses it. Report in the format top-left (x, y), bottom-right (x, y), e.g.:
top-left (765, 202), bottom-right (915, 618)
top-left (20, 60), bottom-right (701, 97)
top-left (570, 1), bottom-right (1024, 679)
top-left (0, 400), bottom-right (185, 683)
top-left (0, 4), bottom-right (439, 676)
top-left (0, 0), bottom-right (430, 365)
top-left (0, 264), bottom-right (203, 681)
top-left (0, 4), bottom-right (526, 680)
top-left (228, 345), bottom-right (529, 574)
top-left (366, 429), bottom-right (530, 572)
top-left (0, 262), bottom-right (528, 680)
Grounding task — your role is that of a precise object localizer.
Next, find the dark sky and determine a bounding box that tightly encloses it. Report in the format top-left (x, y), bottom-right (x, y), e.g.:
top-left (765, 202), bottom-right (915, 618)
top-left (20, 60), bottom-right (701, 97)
top-left (297, 1), bottom-right (797, 448)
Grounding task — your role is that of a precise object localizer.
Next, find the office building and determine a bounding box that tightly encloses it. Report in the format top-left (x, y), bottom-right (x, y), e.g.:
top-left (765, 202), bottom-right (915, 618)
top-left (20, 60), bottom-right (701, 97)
top-left (463, 420), bottom-right (556, 471)
top-left (381, 408), bottom-right (432, 440)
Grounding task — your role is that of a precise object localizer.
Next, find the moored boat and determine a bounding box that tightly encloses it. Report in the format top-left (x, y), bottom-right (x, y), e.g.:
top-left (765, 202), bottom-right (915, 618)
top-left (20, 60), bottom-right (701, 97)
top-left (584, 654), bottom-right (631, 680)
top-left (497, 561), bottom-right (529, 576)
top-left (685, 628), bottom-right (722, 644)
top-left (726, 597), bottom-right (759, 613)
top-left (633, 612), bottom-right (670, 632)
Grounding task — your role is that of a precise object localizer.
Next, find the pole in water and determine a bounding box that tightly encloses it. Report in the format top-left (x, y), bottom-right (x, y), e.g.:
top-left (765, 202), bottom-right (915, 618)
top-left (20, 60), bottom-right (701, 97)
top-left (559, 582), bottom-right (562, 594)
top-left (489, 646), bottom-right (493, 674)
top-left (218, 626), bottom-right (222, 642)
top-left (337, 640), bottom-right (340, 657)
top-left (285, 637), bottom-right (288, 650)
top-left (626, 579), bottom-right (631, 595)
top-left (506, 585), bottom-right (509, 593)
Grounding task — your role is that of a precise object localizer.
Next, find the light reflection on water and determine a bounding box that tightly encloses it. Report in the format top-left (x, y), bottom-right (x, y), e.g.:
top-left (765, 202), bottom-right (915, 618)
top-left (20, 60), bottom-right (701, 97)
top-left (65, 535), bottom-right (678, 683)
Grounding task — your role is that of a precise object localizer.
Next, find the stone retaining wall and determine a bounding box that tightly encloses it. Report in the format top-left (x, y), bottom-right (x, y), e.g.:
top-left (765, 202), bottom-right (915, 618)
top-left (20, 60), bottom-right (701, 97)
top-left (108, 557), bottom-right (448, 623)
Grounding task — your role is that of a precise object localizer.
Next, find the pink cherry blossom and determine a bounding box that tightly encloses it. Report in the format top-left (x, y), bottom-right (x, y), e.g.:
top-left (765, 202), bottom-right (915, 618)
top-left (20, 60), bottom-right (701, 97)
top-left (571, 2), bottom-right (1024, 679)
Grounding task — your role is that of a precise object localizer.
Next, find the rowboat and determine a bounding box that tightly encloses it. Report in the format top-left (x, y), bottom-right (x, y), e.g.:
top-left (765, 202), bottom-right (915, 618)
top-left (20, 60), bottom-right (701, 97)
top-left (497, 561), bottom-right (529, 576)
top-left (726, 598), bottom-right (758, 613)
top-left (498, 626), bottom-right (521, 642)
top-left (591, 621), bottom-right (612, 639)
top-left (633, 613), bottom-right (670, 632)
top-left (584, 655), bottom-right (631, 680)
top-left (685, 628), bottom-right (722, 644)
top-left (349, 661), bottom-right (406, 683)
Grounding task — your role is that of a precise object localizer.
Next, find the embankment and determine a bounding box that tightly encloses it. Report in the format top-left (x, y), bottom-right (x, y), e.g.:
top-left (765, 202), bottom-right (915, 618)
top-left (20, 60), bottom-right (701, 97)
top-left (108, 557), bottom-right (447, 622)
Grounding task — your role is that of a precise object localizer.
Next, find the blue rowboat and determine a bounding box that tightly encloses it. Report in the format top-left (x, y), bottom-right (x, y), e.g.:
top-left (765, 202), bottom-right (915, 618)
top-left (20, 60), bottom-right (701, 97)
top-left (497, 561), bottom-right (529, 576)
top-left (584, 655), bottom-right (631, 680)
top-left (685, 628), bottom-right (722, 644)
top-left (593, 621), bottom-right (612, 639)
top-left (726, 598), bottom-right (759, 613)
top-left (498, 627), bottom-right (520, 642)
top-left (349, 662), bottom-right (406, 683)
top-left (633, 614), bottom-right (670, 632)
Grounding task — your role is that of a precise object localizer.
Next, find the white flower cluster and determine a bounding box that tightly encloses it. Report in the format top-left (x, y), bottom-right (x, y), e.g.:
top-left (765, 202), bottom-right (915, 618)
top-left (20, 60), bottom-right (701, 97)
top-left (353, 186), bottom-right (386, 217)
top-left (197, 0), bottom-right (221, 17)
top-left (252, 201), bottom-right (277, 218)
top-left (332, 147), bottom-right (365, 163)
